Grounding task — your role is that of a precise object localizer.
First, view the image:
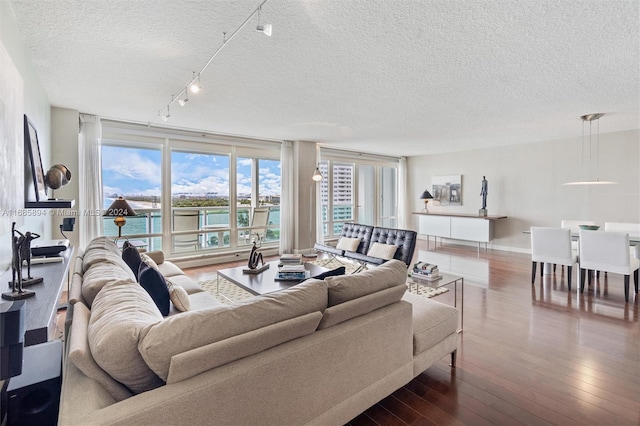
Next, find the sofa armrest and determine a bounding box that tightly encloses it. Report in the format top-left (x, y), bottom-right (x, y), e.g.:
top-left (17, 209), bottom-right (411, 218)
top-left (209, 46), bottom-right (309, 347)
top-left (145, 250), bottom-right (165, 265)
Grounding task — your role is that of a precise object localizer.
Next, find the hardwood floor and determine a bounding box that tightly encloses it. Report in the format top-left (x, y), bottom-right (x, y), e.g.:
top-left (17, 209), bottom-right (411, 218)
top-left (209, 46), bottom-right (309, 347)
top-left (183, 240), bottom-right (640, 426)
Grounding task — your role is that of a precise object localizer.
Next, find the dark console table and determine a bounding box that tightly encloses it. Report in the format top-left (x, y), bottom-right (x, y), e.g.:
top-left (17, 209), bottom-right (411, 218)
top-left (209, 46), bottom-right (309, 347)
top-left (1, 246), bottom-right (74, 346)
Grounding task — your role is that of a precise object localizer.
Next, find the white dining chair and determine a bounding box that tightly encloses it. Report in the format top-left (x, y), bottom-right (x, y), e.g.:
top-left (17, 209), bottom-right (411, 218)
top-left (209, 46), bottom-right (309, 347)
top-left (531, 227), bottom-right (577, 290)
top-left (561, 219), bottom-right (596, 241)
top-left (604, 222), bottom-right (640, 257)
top-left (579, 230), bottom-right (640, 303)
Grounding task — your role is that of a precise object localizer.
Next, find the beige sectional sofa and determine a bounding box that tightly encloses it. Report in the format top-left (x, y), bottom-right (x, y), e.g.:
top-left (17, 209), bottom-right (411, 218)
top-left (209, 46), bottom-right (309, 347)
top-left (59, 237), bottom-right (458, 425)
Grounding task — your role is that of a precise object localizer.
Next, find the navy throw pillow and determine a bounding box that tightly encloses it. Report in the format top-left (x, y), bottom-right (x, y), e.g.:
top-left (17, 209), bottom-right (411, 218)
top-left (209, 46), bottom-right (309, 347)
top-left (137, 263), bottom-right (170, 316)
top-left (122, 244), bottom-right (142, 277)
top-left (312, 266), bottom-right (346, 280)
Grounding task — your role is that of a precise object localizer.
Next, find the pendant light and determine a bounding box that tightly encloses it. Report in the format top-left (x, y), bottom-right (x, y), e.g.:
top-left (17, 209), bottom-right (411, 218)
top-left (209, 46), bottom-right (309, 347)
top-left (563, 113), bottom-right (615, 185)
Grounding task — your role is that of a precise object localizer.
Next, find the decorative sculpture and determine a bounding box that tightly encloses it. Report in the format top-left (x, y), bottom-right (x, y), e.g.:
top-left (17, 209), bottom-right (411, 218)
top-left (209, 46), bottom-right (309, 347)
top-left (479, 176), bottom-right (488, 217)
top-left (2, 222), bottom-right (38, 300)
top-left (247, 241), bottom-right (264, 270)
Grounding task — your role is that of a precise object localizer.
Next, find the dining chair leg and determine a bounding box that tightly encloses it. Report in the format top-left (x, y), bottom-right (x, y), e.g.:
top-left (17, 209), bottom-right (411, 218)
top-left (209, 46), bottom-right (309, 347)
top-left (531, 262), bottom-right (537, 284)
top-left (623, 275), bottom-right (629, 303)
top-left (553, 264), bottom-right (556, 274)
top-left (567, 265), bottom-right (572, 291)
top-left (540, 263), bottom-right (544, 278)
top-left (588, 269), bottom-right (593, 288)
top-left (634, 269), bottom-right (638, 294)
top-left (580, 268), bottom-right (586, 293)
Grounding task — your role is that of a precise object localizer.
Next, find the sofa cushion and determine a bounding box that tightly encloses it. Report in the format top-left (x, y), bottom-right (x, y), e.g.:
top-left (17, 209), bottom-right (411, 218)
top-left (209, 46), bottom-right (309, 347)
top-left (82, 237), bottom-right (123, 269)
top-left (336, 237), bottom-right (361, 252)
top-left (164, 274), bottom-right (205, 295)
top-left (402, 291), bottom-right (459, 355)
top-left (166, 312), bottom-right (323, 384)
top-left (367, 242), bottom-right (398, 260)
top-left (81, 261), bottom-right (138, 308)
top-left (121, 242), bottom-right (143, 276)
top-left (138, 279), bottom-right (328, 381)
top-left (157, 261), bottom-right (184, 278)
top-left (166, 278), bottom-right (190, 312)
top-left (68, 302), bottom-right (133, 401)
top-left (88, 279), bottom-right (165, 394)
top-left (138, 263), bottom-right (171, 316)
top-left (325, 259), bottom-right (407, 306)
top-left (317, 284), bottom-right (407, 329)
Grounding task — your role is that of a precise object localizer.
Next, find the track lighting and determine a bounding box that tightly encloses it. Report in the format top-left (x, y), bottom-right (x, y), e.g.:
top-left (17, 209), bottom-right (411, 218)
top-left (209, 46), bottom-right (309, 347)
top-left (256, 6), bottom-right (272, 36)
top-left (190, 72), bottom-right (201, 94)
top-left (178, 91), bottom-right (189, 107)
top-left (152, 1), bottom-right (271, 124)
top-left (161, 104), bottom-right (170, 122)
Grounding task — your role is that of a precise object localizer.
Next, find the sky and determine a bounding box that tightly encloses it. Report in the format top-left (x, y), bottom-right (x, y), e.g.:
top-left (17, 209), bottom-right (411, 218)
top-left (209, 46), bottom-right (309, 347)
top-left (101, 146), bottom-right (281, 199)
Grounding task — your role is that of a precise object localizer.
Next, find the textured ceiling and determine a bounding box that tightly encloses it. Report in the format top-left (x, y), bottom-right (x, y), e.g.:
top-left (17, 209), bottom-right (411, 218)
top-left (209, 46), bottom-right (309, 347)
top-left (9, 0), bottom-right (640, 156)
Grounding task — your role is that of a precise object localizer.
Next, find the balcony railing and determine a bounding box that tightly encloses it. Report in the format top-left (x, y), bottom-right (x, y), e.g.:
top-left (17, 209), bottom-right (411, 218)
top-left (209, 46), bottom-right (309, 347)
top-left (104, 206), bottom-right (280, 255)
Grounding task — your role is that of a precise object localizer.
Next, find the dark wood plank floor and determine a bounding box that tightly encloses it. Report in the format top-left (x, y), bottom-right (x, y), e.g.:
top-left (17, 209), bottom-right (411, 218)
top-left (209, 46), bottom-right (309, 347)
top-left (184, 240), bottom-right (640, 426)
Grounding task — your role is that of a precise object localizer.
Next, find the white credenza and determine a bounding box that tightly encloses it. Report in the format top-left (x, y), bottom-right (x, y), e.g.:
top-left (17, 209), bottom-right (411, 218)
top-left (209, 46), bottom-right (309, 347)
top-left (414, 212), bottom-right (507, 250)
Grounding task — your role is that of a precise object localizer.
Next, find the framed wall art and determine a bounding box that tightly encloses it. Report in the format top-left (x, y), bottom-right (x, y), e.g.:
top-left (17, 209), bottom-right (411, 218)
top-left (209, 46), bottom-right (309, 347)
top-left (432, 175), bottom-right (462, 206)
top-left (24, 114), bottom-right (48, 202)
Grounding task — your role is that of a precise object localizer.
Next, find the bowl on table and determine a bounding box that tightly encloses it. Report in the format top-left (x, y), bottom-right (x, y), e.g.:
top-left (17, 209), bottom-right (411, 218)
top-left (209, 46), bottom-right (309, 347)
top-left (578, 225), bottom-right (600, 231)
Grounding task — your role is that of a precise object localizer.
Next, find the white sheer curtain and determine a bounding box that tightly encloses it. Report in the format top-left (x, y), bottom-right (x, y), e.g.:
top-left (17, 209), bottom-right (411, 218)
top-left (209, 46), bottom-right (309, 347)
top-left (78, 114), bottom-right (103, 248)
top-left (315, 145), bottom-right (324, 245)
top-left (279, 141), bottom-right (294, 254)
top-left (397, 156), bottom-right (409, 229)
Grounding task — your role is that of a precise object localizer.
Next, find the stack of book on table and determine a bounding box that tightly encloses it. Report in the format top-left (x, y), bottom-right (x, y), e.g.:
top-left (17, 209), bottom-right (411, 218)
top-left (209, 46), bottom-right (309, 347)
top-left (276, 264), bottom-right (308, 281)
top-left (279, 253), bottom-right (302, 266)
top-left (412, 261), bottom-right (441, 282)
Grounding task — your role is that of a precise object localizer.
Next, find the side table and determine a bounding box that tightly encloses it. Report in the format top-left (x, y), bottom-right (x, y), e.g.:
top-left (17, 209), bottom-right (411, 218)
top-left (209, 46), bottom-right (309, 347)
top-left (408, 272), bottom-right (464, 333)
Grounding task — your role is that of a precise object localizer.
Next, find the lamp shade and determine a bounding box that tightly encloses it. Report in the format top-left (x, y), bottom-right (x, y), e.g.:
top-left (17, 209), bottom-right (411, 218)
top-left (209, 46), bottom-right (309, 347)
top-left (420, 190), bottom-right (433, 200)
top-left (312, 167), bottom-right (323, 182)
top-left (104, 197), bottom-right (137, 217)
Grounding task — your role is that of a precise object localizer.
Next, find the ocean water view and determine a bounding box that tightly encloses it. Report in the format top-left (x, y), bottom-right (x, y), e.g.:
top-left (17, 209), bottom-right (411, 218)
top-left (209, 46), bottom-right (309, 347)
top-left (103, 198), bottom-right (281, 243)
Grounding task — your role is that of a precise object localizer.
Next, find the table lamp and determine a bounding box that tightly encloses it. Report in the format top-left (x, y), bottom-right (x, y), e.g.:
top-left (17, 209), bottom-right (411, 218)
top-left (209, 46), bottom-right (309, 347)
top-left (104, 197), bottom-right (137, 241)
top-left (420, 190), bottom-right (433, 213)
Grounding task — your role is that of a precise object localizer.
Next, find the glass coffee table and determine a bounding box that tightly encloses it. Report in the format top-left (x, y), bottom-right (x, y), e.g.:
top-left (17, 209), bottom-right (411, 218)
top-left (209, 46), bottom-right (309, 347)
top-left (216, 260), bottom-right (329, 299)
top-left (408, 272), bottom-right (464, 333)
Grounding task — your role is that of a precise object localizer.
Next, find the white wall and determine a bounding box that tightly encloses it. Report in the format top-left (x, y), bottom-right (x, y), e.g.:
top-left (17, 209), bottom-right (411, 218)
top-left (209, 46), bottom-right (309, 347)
top-left (1, 2), bottom-right (52, 271)
top-left (408, 129), bottom-right (640, 252)
top-left (50, 107), bottom-right (80, 250)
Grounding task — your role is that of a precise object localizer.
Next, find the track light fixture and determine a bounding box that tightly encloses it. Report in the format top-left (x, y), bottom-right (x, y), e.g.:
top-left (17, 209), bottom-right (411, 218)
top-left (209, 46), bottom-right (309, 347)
top-left (256, 6), bottom-right (272, 36)
top-left (178, 88), bottom-right (189, 106)
top-left (161, 104), bottom-right (170, 122)
top-left (152, 0), bottom-right (271, 124)
top-left (189, 72), bottom-right (201, 94)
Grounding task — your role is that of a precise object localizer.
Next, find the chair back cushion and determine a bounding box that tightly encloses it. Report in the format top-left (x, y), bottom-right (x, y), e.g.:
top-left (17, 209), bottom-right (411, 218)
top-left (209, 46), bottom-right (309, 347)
top-left (579, 230), bottom-right (634, 274)
top-left (339, 223), bottom-right (374, 254)
top-left (370, 227), bottom-right (417, 266)
top-left (560, 220), bottom-right (596, 233)
top-left (604, 222), bottom-right (640, 239)
top-left (531, 227), bottom-right (574, 265)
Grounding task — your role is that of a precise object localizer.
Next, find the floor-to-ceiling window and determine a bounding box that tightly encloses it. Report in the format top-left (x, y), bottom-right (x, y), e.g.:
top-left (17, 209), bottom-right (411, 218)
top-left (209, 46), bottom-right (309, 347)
top-left (320, 150), bottom-right (399, 239)
top-left (101, 143), bottom-right (163, 250)
top-left (100, 121), bottom-right (281, 256)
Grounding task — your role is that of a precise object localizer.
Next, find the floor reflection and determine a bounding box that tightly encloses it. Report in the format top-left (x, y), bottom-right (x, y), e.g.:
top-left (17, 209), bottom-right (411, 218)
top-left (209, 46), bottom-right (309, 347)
top-left (531, 273), bottom-right (638, 322)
